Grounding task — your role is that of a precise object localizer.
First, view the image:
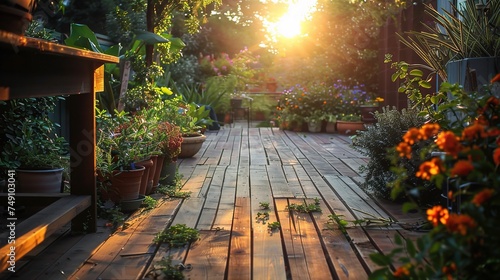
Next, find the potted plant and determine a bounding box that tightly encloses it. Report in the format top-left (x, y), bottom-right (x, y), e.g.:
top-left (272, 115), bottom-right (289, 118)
top-left (96, 109), bottom-right (146, 204)
top-left (304, 110), bottom-right (326, 133)
top-left (324, 114), bottom-right (337, 133)
top-left (156, 121), bottom-right (182, 186)
top-left (0, 97), bottom-right (68, 193)
top-left (0, 0), bottom-right (63, 35)
top-left (336, 113), bottom-right (365, 135)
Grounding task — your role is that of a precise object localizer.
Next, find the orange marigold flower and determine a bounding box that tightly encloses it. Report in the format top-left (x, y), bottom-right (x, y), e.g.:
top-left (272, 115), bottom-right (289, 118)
top-left (393, 265), bottom-right (410, 277)
top-left (445, 213), bottom-right (476, 235)
top-left (427, 205), bottom-right (449, 226)
top-left (436, 131), bottom-right (462, 156)
top-left (494, 148), bottom-right (500, 166)
top-left (416, 157), bottom-right (444, 180)
top-left (403, 128), bottom-right (422, 145)
top-left (488, 128), bottom-right (500, 138)
top-left (462, 123), bottom-right (487, 141)
top-left (419, 123), bottom-right (440, 140)
top-left (396, 142), bottom-right (412, 159)
top-left (442, 262), bottom-right (457, 280)
top-left (472, 188), bottom-right (494, 206)
top-left (491, 73), bottom-right (500, 84)
top-left (450, 160), bottom-right (474, 177)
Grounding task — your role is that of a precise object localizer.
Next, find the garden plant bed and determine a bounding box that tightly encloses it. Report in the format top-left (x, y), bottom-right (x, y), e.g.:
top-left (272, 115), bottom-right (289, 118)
top-left (6, 124), bottom-right (426, 279)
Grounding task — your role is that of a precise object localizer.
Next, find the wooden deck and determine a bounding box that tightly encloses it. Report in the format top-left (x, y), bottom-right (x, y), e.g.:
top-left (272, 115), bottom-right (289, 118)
top-left (5, 122), bottom-right (425, 280)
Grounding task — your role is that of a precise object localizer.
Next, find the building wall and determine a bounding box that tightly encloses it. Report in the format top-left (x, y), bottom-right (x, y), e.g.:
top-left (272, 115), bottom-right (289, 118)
top-left (377, 1), bottom-right (438, 110)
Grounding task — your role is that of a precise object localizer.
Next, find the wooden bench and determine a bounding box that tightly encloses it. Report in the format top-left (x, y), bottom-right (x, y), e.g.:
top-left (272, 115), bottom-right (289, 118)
top-left (0, 194), bottom-right (91, 272)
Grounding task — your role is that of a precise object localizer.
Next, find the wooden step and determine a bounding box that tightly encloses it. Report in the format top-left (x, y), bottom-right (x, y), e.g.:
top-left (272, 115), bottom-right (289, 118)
top-left (0, 195), bottom-right (91, 272)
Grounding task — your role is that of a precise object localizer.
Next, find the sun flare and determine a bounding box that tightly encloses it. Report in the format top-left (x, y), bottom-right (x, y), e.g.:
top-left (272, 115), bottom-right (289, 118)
top-left (270, 0), bottom-right (317, 39)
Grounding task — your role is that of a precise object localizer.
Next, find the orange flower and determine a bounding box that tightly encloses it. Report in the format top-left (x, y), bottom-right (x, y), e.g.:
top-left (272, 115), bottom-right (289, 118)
top-left (427, 205), bottom-right (449, 226)
top-left (436, 131), bottom-right (462, 156)
top-left (472, 188), bottom-right (494, 206)
top-left (445, 213), bottom-right (476, 235)
top-left (491, 73), bottom-right (500, 83)
top-left (462, 122), bottom-right (487, 141)
top-left (393, 265), bottom-right (410, 277)
top-left (403, 128), bottom-right (422, 145)
top-left (416, 157), bottom-right (444, 180)
top-left (442, 262), bottom-right (457, 280)
top-left (396, 142), bottom-right (412, 159)
top-left (494, 147), bottom-right (500, 166)
top-left (450, 160), bottom-right (474, 177)
top-left (419, 123), bottom-right (440, 140)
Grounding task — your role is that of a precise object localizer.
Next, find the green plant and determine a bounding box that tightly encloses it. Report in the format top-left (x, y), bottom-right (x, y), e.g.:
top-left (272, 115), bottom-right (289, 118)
top-left (147, 257), bottom-right (185, 280)
top-left (286, 202), bottom-right (321, 213)
top-left (352, 106), bottom-right (435, 203)
top-left (154, 224), bottom-right (200, 248)
top-left (397, 0), bottom-right (500, 81)
top-left (259, 202), bottom-right (270, 210)
top-left (338, 114), bottom-right (362, 122)
top-left (267, 221), bottom-right (281, 231)
top-left (142, 196), bottom-right (158, 210)
top-left (256, 211), bottom-right (270, 224)
top-left (0, 97), bottom-right (68, 171)
top-left (156, 174), bottom-right (190, 198)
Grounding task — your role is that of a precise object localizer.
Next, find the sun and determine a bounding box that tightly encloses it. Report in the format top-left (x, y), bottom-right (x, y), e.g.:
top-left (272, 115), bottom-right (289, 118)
top-left (271, 0), bottom-right (317, 39)
top-left (276, 14), bottom-right (301, 38)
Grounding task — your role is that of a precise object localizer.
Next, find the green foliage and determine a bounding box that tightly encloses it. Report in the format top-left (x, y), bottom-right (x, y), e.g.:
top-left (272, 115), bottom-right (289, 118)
top-left (142, 196), bottom-right (158, 210)
top-left (286, 201), bottom-right (321, 213)
top-left (267, 222), bottom-right (281, 232)
top-left (259, 202), bottom-right (270, 210)
top-left (0, 97), bottom-right (68, 171)
top-left (154, 224), bottom-right (200, 248)
top-left (397, 0), bottom-right (500, 81)
top-left (352, 106), bottom-right (437, 203)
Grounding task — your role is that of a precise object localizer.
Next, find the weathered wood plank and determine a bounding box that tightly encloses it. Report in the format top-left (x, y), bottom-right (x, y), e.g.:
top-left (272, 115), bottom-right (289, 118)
top-left (227, 197), bottom-right (251, 280)
top-left (251, 166), bottom-right (287, 280)
top-left (288, 199), bottom-right (333, 280)
top-left (275, 198), bottom-right (309, 280)
top-left (310, 200), bottom-right (368, 280)
top-left (0, 195), bottom-right (91, 273)
top-left (182, 230), bottom-right (231, 279)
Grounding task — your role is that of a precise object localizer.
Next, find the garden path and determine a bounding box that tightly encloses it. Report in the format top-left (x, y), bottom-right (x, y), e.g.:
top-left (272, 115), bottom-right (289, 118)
top-left (6, 122), bottom-right (425, 280)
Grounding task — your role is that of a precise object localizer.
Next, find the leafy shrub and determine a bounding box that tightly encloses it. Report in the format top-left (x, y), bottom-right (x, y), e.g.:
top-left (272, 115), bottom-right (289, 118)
top-left (352, 106), bottom-right (441, 204)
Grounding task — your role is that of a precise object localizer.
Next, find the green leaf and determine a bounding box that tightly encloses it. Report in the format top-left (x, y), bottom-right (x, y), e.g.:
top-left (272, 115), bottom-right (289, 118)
top-left (410, 69), bottom-right (424, 77)
top-left (402, 202), bottom-right (417, 213)
top-left (394, 233), bottom-right (403, 245)
top-left (65, 23), bottom-right (102, 53)
top-left (369, 253), bottom-right (391, 266)
top-left (391, 72), bottom-right (399, 82)
top-left (134, 30), bottom-right (169, 44)
top-left (406, 239), bottom-right (416, 257)
top-left (418, 80), bottom-right (432, 89)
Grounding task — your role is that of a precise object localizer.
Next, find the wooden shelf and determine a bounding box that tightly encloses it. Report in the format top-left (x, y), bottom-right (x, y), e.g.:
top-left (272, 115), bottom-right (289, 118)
top-left (0, 30), bottom-right (119, 270)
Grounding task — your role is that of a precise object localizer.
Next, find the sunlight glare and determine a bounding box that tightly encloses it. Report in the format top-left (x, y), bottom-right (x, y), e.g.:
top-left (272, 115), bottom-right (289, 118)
top-left (274, 0), bottom-right (317, 38)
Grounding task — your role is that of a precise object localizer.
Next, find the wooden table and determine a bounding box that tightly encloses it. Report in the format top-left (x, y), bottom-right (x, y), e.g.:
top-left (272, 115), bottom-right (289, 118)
top-left (0, 30), bottom-right (118, 271)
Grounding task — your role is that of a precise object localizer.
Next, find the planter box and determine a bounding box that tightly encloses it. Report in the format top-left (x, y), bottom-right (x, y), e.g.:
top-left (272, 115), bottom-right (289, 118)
top-left (336, 121), bottom-right (365, 135)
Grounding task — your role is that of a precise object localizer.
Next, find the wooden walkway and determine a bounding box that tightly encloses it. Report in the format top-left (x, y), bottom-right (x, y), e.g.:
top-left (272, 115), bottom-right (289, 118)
top-left (5, 123), bottom-right (425, 280)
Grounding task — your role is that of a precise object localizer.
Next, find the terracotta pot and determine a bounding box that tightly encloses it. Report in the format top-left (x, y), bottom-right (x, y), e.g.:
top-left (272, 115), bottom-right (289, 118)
top-left (325, 121), bottom-right (336, 133)
top-left (307, 121), bottom-right (322, 133)
top-left (146, 155), bottom-right (158, 195)
top-left (0, 1), bottom-right (36, 35)
top-left (179, 134), bottom-right (207, 158)
top-left (102, 165), bottom-right (145, 203)
top-left (336, 121), bottom-right (365, 135)
top-left (135, 158), bottom-right (153, 196)
top-left (359, 105), bottom-right (380, 123)
top-left (159, 160), bottom-right (177, 186)
top-left (16, 168), bottom-right (64, 193)
top-left (152, 155), bottom-right (165, 192)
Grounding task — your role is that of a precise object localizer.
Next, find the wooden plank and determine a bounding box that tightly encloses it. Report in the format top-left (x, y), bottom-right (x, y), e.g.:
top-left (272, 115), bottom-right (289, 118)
top-left (183, 230), bottom-right (231, 279)
top-left (0, 195), bottom-right (91, 272)
top-left (227, 197), bottom-right (251, 280)
top-left (289, 199), bottom-right (332, 280)
top-left (266, 164), bottom-right (294, 198)
top-left (69, 198), bottom-right (180, 280)
top-left (251, 166), bottom-right (287, 280)
top-left (311, 200), bottom-right (368, 280)
top-left (275, 198), bottom-right (309, 280)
